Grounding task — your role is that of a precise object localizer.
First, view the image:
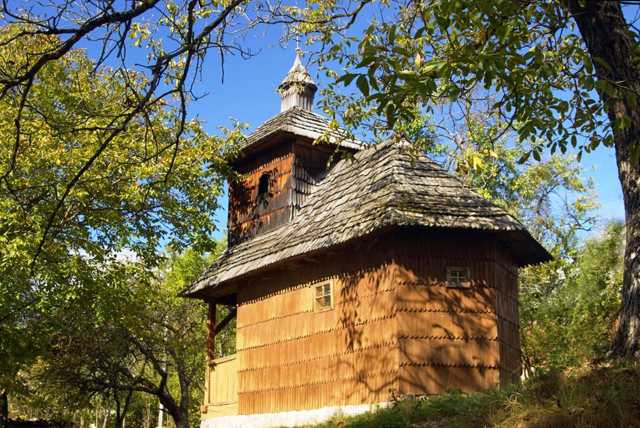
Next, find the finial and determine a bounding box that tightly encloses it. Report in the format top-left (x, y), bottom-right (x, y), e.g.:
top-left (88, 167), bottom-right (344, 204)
top-left (278, 43), bottom-right (317, 112)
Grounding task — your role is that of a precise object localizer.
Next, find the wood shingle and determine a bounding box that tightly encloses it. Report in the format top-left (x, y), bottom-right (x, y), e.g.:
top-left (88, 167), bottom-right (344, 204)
top-left (185, 141), bottom-right (550, 297)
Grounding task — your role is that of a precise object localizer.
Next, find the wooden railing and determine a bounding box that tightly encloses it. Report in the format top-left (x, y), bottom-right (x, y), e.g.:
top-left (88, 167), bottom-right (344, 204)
top-left (202, 354), bottom-right (238, 417)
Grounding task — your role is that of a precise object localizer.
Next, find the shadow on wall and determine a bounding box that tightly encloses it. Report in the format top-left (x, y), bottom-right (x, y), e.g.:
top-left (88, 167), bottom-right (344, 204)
top-left (335, 256), bottom-right (397, 405)
top-left (311, 233), bottom-right (502, 405)
top-left (394, 242), bottom-right (507, 396)
top-left (232, 229), bottom-right (512, 413)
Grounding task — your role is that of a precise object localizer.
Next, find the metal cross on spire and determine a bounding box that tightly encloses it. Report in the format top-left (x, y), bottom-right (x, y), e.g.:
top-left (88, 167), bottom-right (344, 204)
top-left (295, 34), bottom-right (303, 58)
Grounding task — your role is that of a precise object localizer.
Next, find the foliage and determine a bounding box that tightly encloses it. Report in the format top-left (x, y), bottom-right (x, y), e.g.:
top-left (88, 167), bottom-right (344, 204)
top-left (0, 27), bottom-right (241, 392)
top-left (309, 363), bottom-right (640, 428)
top-left (0, 30), bottom-right (237, 416)
top-left (436, 111), bottom-right (596, 256)
top-left (292, 1), bottom-right (617, 157)
top-left (9, 245), bottom-right (227, 428)
top-left (521, 221), bottom-right (624, 371)
top-left (6, 262), bottom-right (153, 425)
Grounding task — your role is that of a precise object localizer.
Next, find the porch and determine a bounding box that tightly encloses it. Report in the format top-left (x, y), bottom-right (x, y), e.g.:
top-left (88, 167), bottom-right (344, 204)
top-left (201, 297), bottom-right (239, 418)
top-left (201, 354), bottom-right (238, 418)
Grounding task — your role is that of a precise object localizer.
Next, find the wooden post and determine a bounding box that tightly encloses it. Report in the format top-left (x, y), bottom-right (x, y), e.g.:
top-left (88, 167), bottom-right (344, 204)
top-left (207, 302), bottom-right (216, 364)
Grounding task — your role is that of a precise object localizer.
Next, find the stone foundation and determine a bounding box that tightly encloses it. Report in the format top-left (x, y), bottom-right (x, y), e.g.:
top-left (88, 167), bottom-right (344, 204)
top-left (201, 402), bottom-right (389, 428)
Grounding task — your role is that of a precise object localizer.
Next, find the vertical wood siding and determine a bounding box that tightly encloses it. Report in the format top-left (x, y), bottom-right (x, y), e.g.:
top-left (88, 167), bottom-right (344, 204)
top-left (204, 229), bottom-right (522, 419)
top-left (228, 147), bottom-right (295, 244)
top-left (235, 245), bottom-right (399, 414)
top-left (227, 139), bottom-right (341, 245)
top-left (393, 230), bottom-right (519, 395)
top-left (291, 141), bottom-right (336, 217)
top-left (494, 246), bottom-right (521, 384)
top-left (203, 355), bottom-right (239, 417)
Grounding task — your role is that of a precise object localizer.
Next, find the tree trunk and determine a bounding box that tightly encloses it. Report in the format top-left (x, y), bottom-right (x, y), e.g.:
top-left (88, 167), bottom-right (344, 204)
top-left (156, 398), bottom-right (163, 428)
top-left (567, 0), bottom-right (640, 358)
top-left (159, 393), bottom-right (189, 428)
top-left (0, 390), bottom-right (7, 428)
top-left (114, 390), bottom-right (132, 428)
top-left (144, 398), bottom-right (150, 428)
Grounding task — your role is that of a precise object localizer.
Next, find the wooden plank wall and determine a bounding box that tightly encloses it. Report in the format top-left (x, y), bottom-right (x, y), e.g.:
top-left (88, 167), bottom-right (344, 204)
top-left (228, 139), bottom-right (342, 244)
top-left (235, 244), bottom-right (399, 415)
top-left (291, 141), bottom-right (334, 216)
top-left (392, 230), bottom-right (517, 395)
top-left (217, 228), bottom-right (521, 417)
top-left (203, 355), bottom-right (239, 417)
top-left (494, 246), bottom-right (521, 384)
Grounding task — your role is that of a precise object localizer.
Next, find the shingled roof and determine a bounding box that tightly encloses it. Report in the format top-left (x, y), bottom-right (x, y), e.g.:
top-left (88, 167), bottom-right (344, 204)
top-left (240, 106), bottom-right (362, 153)
top-left (185, 142), bottom-right (551, 297)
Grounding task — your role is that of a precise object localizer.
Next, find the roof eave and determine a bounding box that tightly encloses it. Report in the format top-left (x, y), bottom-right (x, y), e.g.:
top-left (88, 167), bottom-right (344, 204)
top-left (235, 128), bottom-right (362, 163)
top-left (183, 225), bottom-right (553, 300)
top-left (503, 229), bottom-right (553, 267)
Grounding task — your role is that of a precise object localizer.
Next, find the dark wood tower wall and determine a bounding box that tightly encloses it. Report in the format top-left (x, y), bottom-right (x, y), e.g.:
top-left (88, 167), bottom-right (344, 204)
top-left (228, 135), bottom-right (338, 245)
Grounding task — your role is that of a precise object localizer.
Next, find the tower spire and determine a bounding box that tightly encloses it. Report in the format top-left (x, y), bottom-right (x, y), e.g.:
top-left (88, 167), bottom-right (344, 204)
top-left (278, 47), bottom-right (317, 112)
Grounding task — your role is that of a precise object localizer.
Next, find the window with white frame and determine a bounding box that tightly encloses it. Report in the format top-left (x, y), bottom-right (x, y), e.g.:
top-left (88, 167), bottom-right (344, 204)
top-left (447, 266), bottom-right (470, 288)
top-left (314, 281), bottom-right (332, 310)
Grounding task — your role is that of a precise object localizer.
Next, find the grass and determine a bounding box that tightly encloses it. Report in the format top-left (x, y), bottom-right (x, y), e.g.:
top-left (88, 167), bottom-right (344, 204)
top-left (306, 363), bottom-right (640, 428)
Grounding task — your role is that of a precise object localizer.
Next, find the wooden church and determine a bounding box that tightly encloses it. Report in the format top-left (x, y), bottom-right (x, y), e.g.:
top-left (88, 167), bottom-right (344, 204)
top-left (183, 51), bottom-right (551, 428)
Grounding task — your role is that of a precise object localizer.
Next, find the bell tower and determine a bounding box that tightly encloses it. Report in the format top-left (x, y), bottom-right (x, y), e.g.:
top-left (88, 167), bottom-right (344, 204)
top-left (227, 50), bottom-right (360, 246)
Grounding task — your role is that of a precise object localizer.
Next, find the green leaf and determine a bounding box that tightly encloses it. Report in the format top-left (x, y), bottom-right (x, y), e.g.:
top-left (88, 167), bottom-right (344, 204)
top-left (357, 54), bottom-right (376, 68)
top-left (421, 60), bottom-right (446, 75)
top-left (385, 101), bottom-right (396, 128)
top-left (532, 150), bottom-right (541, 161)
top-left (517, 152), bottom-right (531, 164)
top-left (337, 73), bottom-right (358, 86)
top-left (356, 75), bottom-right (370, 97)
top-left (368, 66), bottom-right (379, 91)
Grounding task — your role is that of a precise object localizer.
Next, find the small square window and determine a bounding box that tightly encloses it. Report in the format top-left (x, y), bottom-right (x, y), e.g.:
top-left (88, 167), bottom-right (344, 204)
top-left (447, 266), bottom-right (470, 288)
top-left (314, 282), bottom-right (332, 310)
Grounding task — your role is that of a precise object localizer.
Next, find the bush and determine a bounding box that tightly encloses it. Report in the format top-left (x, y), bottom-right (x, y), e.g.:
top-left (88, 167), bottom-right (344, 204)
top-left (520, 221), bottom-right (624, 371)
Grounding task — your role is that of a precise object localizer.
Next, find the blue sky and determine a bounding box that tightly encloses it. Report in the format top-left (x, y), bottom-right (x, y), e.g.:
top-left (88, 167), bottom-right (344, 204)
top-left (182, 28), bottom-right (624, 241)
top-left (69, 3), bottom-right (626, 243)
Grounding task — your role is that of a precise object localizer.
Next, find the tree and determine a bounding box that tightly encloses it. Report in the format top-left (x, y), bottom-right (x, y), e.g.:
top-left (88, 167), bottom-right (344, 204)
top-left (0, 4), bottom-right (256, 328)
top-left (521, 221), bottom-right (624, 370)
top-left (0, 27), bottom-right (241, 416)
top-left (25, 246), bottom-right (232, 428)
top-left (285, 0), bottom-right (640, 357)
top-left (0, 0), bottom-right (294, 277)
